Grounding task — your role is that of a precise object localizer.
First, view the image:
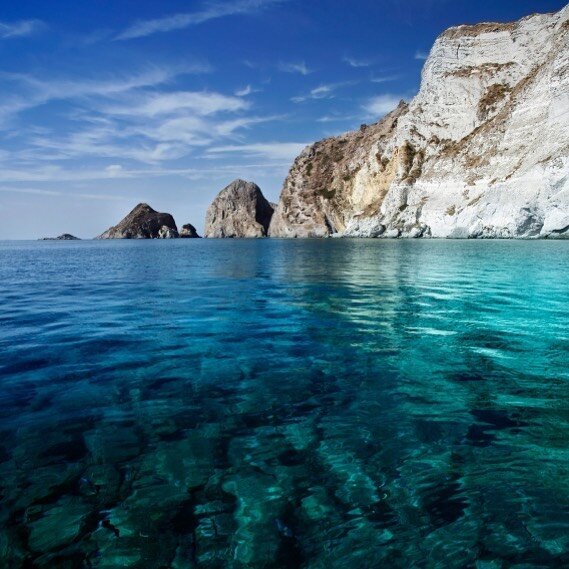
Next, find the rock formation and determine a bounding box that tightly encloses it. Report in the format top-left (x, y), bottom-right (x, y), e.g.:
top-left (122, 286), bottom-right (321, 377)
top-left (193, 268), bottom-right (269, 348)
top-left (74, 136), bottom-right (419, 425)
top-left (157, 226), bottom-right (179, 239)
top-left (269, 6), bottom-right (569, 238)
top-left (204, 179), bottom-right (274, 238)
top-left (40, 234), bottom-right (80, 240)
top-left (180, 223), bottom-right (201, 238)
top-left (97, 203), bottom-right (178, 239)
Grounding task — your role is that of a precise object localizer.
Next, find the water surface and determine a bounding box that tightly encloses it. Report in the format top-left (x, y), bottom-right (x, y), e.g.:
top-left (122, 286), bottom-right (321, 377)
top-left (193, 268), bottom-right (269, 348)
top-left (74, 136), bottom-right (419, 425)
top-left (0, 239), bottom-right (568, 568)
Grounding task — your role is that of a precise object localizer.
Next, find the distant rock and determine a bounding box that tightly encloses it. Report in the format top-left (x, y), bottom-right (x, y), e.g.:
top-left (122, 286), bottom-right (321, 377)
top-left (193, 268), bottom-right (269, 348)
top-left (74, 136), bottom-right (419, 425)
top-left (40, 234), bottom-right (80, 241)
top-left (204, 179), bottom-right (274, 238)
top-left (180, 223), bottom-right (201, 238)
top-left (97, 203), bottom-right (178, 239)
top-left (158, 226), bottom-right (179, 239)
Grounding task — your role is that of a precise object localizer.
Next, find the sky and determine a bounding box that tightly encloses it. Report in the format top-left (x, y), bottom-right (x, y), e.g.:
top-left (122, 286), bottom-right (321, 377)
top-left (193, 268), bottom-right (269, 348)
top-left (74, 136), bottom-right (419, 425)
top-left (0, 0), bottom-right (566, 238)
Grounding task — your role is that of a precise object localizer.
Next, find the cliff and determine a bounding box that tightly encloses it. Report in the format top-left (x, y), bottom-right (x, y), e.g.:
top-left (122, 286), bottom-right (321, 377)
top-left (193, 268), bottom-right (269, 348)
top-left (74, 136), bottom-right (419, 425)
top-left (204, 179), bottom-right (274, 238)
top-left (97, 203), bottom-right (178, 239)
top-left (269, 6), bottom-right (569, 238)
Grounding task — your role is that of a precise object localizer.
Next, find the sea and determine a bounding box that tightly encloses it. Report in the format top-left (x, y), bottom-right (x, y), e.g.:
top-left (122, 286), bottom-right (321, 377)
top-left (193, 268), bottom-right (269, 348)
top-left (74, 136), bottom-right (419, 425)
top-left (0, 239), bottom-right (568, 568)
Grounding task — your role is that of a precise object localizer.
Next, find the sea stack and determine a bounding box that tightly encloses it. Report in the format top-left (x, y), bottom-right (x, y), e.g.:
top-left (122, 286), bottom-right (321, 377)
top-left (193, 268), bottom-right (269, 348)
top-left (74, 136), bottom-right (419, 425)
top-left (97, 203), bottom-right (178, 239)
top-left (180, 224), bottom-right (201, 238)
top-left (204, 179), bottom-right (274, 238)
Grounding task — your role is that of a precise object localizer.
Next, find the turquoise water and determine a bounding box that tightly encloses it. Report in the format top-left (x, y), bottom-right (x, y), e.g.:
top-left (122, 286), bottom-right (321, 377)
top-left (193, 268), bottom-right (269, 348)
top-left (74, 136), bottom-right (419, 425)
top-left (0, 239), bottom-right (568, 568)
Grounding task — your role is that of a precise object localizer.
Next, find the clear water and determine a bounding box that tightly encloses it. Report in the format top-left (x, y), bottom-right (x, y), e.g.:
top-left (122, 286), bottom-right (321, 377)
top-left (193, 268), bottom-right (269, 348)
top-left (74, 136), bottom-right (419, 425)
top-left (0, 239), bottom-right (568, 568)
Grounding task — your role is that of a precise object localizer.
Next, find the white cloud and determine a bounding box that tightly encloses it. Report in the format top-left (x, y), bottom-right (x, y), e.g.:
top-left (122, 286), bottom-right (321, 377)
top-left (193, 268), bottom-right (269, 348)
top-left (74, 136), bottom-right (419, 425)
top-left (0, 165), bottom-right (164, 183)
top-left (0, 186), bottom-right (127, 201)
top-left (116, 0), bottom-right (285, 40)
top-left (0, 162), bottom-right (292, 184)
top-left (0, 59), bottom-right (284, 172)
top-left (214, 115), bottom-right (282, 136)
top-left (278, 61), bottom-right (311, 75)
top-left (363, 94), bottom-right (403, 117)
top-left (292, 82), bottom-right (351, 103)
top-left (10, 79), bottom-right (281, 165)
top-left (0, 66), bottom-right (208, 123)
top-left (415, 50), bottom-right (429, 60)
top-left (208, 142), bottom-right (308, 161)
top-left (316, 114), bottom-right (359, 123)
top-left (0, 19), bottom-right (44, 39)
top-left (235, 85), bottom-right (261, 97)
top-left (235, 85), bottom-right (252, 97)
top-left (105, 164), bottom-right (124, 178)
top-left (29, 134), bottom-right (192, 164)
top-left (102, 91), bottom-right (249, 118)
top-left (370, 74), bottom-right (400, 84)
top-left (343, 56), bottom-right (372, 68)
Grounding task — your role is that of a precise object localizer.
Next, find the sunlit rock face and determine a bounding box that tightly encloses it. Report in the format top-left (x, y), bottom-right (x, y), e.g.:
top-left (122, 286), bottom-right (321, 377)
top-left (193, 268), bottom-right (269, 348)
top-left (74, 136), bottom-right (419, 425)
top-left (269, 6), bottom-right (569, 238)
top-left (97, 203), bottom-right (178, 239)
top-left (157, 226), bottom-right (179, 239)
top-left (204, 179), bottom-right (274, 238)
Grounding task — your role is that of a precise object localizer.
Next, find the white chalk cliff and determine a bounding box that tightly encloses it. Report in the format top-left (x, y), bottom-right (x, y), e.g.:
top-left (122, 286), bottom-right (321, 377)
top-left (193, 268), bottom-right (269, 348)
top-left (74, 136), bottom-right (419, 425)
top-left (269, 6), bottom-right (569, 238)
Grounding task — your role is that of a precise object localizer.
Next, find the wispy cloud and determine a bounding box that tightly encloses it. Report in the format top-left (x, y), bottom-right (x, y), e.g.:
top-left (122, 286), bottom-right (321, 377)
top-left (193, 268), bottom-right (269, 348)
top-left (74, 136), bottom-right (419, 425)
top-left (2, 70), bottom-right (281, 165)
top-left (213, 115), bottom-right (282, 136)
top-left (370, 74), bottom-right (400, 84)
top-left (116, 0), bottom-right (285, 40)
top-left (208, 142), bottom-right (308, 161)
top-left (25, 111), bottom-right (277, 165)
top-left (0, 185), bottom-right (128, 201)
top-left (0, 19), bottom-right (44, 39)
top-left (0, 65), bottom-right (209, 123)
top-left (234, 85), bottom-right (261, 97)
top-left (291, 82), bottom-right (352, 103)
top-left (278, 61), bottom-right (311, 75)
top-left (0, 161), bottom-right (293, 184)
top-left (316, 114), bottom-right (360, 123)
top-left (102, 91), bottom-right (249, 118)
top-left (363, 94), bottom-right (403, 117)
top-left (342, 55), bottom-right (373, 68)
top-left (415, 50), bottom-right (429, 60)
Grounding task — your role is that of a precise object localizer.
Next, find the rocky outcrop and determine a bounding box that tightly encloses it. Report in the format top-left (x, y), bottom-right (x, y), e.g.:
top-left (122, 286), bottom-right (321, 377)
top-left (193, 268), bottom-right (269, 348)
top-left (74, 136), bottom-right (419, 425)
top-left (40, 234), bottom-right (80, 240)
top-left (158, 226), bottom-right (179, 239)
top-left (97, 203), bottom-right (178, 239)
top-left (204, 179), bottom-right (274, 238)
top-left (180, 223), bottom-right (201, 238)
top-left (269, 6), bottom-right (569, 238)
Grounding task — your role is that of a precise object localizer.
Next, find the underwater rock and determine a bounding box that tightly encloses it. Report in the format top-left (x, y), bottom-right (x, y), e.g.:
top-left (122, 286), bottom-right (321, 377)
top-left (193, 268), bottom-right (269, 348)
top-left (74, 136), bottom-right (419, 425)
top-left (27, 497), bottom-right (91, 553)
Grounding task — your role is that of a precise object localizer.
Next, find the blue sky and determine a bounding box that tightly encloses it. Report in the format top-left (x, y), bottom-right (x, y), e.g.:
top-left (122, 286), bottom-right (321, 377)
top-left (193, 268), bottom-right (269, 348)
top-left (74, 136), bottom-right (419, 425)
top-left (0, 0), bottom-right (566, 238)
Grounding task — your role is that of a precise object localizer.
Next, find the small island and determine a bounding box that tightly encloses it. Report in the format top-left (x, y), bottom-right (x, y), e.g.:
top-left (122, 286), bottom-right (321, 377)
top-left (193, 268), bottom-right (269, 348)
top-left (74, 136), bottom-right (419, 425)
top-left (40, 234), bottom-right (81, 241)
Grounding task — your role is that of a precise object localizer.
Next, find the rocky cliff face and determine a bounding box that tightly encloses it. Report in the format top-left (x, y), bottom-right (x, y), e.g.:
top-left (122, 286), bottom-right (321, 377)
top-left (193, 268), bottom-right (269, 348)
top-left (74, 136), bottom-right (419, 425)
top-left (269, 6), bottom-right (569, 238)
top-left (204, 179), bottom-right (274, 238)
top-left (97, 203), bottom-right (178, 239)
